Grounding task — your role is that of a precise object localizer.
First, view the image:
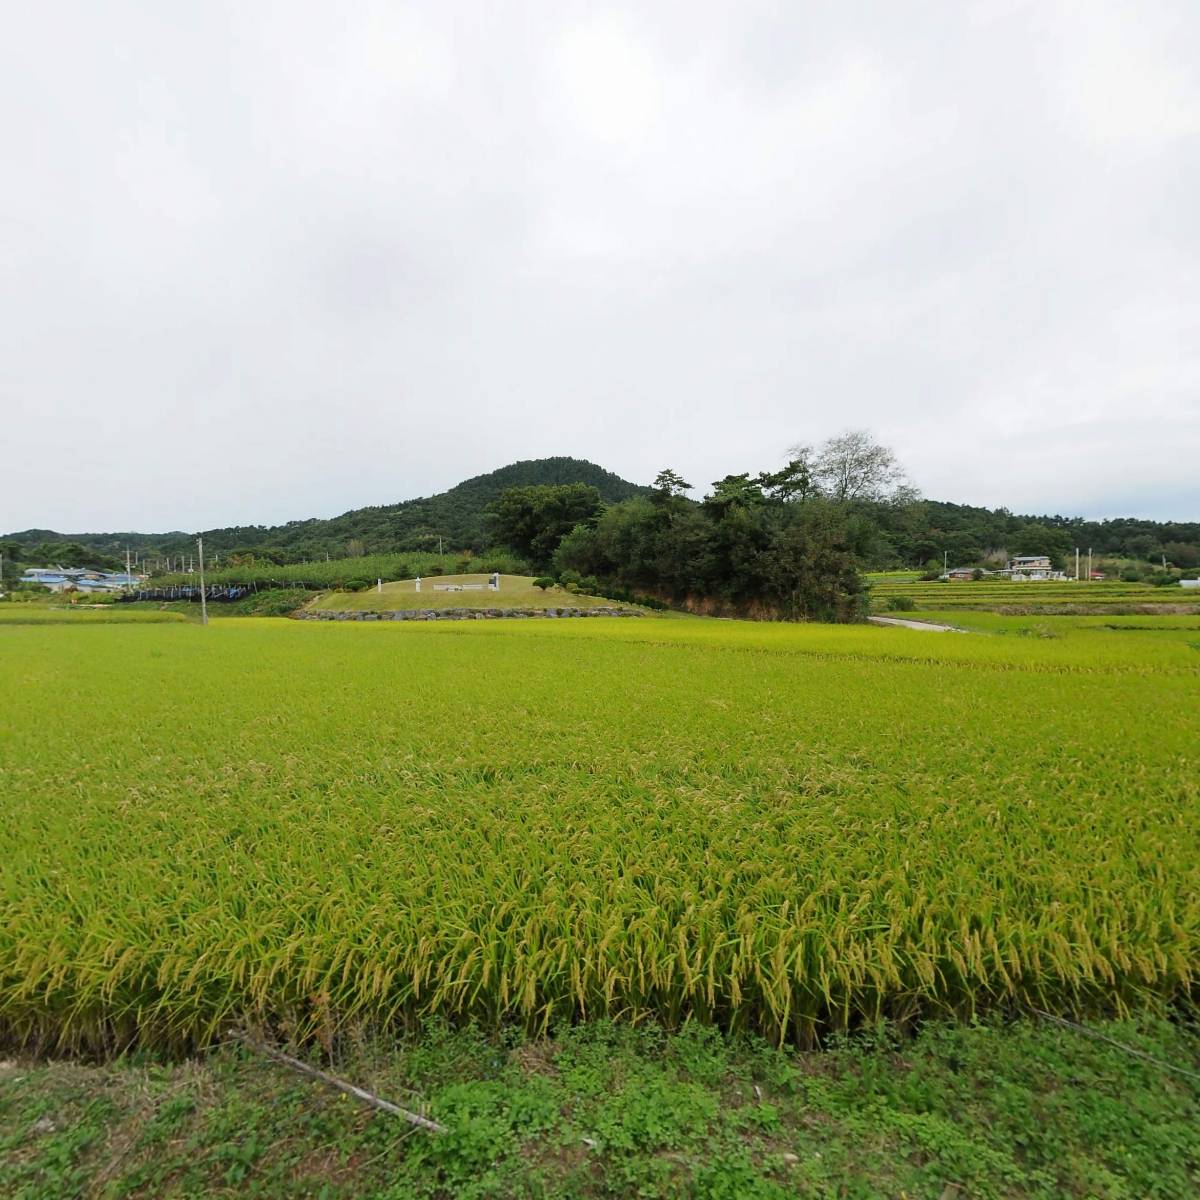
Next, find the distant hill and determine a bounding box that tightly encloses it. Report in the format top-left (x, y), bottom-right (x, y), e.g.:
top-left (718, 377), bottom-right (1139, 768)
top-left (4, 455), bottom-right (1197, 573)
top-left (3, 458), bottom-right (647, 564)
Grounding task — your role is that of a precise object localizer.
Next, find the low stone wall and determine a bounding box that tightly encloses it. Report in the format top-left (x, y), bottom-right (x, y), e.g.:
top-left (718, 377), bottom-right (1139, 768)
top-left (293, 606), bottom-right (643, 622)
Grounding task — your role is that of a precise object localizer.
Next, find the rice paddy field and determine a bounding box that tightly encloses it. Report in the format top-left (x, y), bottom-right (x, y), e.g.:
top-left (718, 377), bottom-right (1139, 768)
top-left (0, 607), bottom-right (187, 625)
top-left (871, 578), bottom-right (1200, 613)
top-left (1, 613), bottom-right (1197, 1054)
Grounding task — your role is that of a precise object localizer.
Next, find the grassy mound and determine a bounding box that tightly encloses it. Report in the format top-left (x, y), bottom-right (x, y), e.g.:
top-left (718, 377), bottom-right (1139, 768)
top-left (310, 574), bottom-right (626, 612)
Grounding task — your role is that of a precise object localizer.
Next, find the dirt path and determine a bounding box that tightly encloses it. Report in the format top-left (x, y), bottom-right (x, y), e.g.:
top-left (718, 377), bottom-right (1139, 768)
top-left (868, 615), bottom-right (964, 633)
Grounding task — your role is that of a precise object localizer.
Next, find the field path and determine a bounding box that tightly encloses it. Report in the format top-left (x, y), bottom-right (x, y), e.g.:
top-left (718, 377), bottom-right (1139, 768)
top-left (868, 615), bottom-right (964, 632)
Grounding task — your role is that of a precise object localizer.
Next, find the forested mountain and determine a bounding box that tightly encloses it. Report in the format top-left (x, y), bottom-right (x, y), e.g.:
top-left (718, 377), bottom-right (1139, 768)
top-left (2, 458), bottom-right (645, 567)
top-left (3, 454), bottom-right (1197, 575)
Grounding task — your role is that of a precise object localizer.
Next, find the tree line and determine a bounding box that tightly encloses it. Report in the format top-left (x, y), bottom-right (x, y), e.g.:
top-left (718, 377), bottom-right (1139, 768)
top-left (487, 433), bottom-right (911, 621)
top-left (5, 440), bottom-right (1197, 588)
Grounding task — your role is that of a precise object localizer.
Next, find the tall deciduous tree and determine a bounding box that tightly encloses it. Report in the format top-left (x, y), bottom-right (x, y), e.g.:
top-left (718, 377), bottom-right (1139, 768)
top-left (813, 430), bottom-right (909, 503)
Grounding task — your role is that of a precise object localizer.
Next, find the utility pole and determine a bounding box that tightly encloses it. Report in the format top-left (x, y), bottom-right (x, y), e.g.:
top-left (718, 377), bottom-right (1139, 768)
top-left (943, 549), bottom-right (948, 577)
top-left (126, 545), bottom-right (133, 594)
top-left (1075, 547), bottom-right (1080, 582)
top-left (1087, 547), bottom-right (1092, 581)
top-left (197, 536), bottom-right (209, 626)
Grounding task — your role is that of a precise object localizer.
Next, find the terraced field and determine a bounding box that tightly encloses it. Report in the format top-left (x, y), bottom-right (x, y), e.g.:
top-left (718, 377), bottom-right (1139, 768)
top-left (871, 579), bottom-right (1200, 612)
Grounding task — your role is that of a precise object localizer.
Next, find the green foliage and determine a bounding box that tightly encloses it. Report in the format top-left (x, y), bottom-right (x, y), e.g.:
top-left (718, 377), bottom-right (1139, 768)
top-left (2, 459), bottom-right (644, 566)
top-left (886, 596), bottom-right (916, 611)
top-left (8, 540), bottom-right (124, 571)
top-left (531, 576), bottom-right (554, 591)
top-left (6, 453), bottom-right (1199, 575)
top-left (1012, 522), bottom-right (1072, 567)
top-left (233, 590), bottom-right (318, 617)
top-left (487, 483), bottom-right (604, 569)
top-left (651, 467), bottom-right (692, 497)
top-left (555, 482), bottom-right (865, 622)
top-left (152, 551), bottom-right (528, 591)
top-left (2, 1014), bottom-right (1198, 1198)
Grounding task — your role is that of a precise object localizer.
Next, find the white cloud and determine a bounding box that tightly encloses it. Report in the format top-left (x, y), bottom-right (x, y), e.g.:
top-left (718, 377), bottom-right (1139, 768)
top-left (1052, 2), bottom-right (1200, 146)
top-left (0, 0), bottom-right (1196, 531)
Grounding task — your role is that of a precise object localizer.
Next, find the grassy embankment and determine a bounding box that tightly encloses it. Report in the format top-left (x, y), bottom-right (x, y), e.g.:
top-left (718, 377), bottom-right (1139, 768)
top-left (309, 575), bottom-right (632, 612)
top-left (3, 1015), bottom-right (1197, 1199)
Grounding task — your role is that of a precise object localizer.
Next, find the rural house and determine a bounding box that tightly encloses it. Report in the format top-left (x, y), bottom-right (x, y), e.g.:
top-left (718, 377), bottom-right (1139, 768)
top-left (1004, 555), bottom-right (1066, 581)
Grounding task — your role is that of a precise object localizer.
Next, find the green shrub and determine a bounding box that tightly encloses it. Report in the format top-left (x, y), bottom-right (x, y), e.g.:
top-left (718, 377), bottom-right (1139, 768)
top-left (887, 596), bottom-right (916, 612)
top-left (241, 591), bottom-right (316, 617)
top-left (343, 579), bottom-right (371, 592)
top-left (532, 577), bottom-right (555, 591)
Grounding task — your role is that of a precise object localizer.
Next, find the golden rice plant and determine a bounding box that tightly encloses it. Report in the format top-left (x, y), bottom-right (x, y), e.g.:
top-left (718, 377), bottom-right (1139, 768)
top-left (0, 615), bottom-right (1196, 1051)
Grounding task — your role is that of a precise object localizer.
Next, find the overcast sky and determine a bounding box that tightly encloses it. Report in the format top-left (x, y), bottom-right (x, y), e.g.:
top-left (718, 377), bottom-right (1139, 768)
top-left (3, 0), bottom-right (1198, 532)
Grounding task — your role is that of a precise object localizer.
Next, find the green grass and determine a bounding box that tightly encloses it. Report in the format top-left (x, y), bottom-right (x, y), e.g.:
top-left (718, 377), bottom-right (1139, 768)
top-left (310, 575), bottom-right (627, 612)
top-left (2, 617), bottom-right (1197, 1052)
top-left (2, 1015), bottom-right (1197, 1199)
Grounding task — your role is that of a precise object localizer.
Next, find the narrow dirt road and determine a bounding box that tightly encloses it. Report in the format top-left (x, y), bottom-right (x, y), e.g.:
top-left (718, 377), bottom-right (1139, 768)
top-left (867, 615), bottom-right (964, 633)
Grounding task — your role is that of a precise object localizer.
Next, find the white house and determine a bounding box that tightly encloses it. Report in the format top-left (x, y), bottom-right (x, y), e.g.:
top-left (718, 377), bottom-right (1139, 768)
top-left (1005, 556), bottom-right (1068, 581)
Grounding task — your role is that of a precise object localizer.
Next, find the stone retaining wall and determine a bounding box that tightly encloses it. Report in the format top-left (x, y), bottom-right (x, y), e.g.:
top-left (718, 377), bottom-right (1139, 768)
top-left (293, 606), bottom-right (642, 622)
